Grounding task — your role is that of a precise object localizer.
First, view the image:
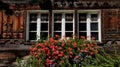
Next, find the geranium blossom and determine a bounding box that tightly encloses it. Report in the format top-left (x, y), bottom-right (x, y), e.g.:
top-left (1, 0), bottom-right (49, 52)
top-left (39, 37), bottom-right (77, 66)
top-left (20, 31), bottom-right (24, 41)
top-left (29, 36), bottom-right (99, 67)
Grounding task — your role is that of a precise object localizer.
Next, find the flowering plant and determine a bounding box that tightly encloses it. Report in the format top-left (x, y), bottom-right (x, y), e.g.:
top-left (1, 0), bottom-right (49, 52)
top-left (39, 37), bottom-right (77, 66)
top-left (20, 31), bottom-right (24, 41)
top-left (29, 36), bottom-right (99, 67)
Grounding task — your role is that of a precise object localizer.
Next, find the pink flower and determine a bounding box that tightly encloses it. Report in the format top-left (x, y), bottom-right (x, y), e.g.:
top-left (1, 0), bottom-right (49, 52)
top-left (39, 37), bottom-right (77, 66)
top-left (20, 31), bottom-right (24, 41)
top-left (90, 52), bottom-right (94, 55)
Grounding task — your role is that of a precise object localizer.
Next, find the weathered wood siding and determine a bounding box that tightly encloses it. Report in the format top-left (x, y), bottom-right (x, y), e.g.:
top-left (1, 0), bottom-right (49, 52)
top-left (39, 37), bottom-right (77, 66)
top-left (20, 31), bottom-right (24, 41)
top-left (102, 9), bottom-right (120, 43)
top-left (0, 10), bottom-right (25, 44)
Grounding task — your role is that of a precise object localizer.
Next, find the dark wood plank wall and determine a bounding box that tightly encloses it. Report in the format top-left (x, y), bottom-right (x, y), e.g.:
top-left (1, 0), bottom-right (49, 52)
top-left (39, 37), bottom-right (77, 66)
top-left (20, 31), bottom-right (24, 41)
top-left (102, 9), bottom-right (120, 43)
top-left (0, 0), bottom-right (120, 44)
top-left (0, 10), bottom-right (25, 44)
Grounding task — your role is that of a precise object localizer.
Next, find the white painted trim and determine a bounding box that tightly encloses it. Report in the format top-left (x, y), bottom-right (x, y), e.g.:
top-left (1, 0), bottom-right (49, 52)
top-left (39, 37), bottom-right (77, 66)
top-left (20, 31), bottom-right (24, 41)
top-left (77, 10), bottom-right (101, 41)
top-left (62, 13), bottom-right (65, 38)
top-left (26, 10), bottom-right (49, 41)
top-left (37, 13), bottom-right (41, 40)
top-left (98, 11), bottom-right (101, 42)
top-left (52, 10), bottom-right (75, 38)
top-left (73, 12), bottom-right (75, 35)
top-left (87, 13), bottom-right (91, 40)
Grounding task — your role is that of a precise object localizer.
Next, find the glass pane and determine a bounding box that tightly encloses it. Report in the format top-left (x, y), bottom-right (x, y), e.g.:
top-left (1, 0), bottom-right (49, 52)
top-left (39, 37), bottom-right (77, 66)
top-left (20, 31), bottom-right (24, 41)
top-left (91, 14), bottom-right (98, 21)
top-left (91, 23), bottom-right (98, 31)
top-left (79, 32), bottom-right (86, 38)
top-left (91, 32), bottom-right (98, 40)
top-left (40, 32), bottom-right (48, 39)
top-left (54, 32), bottom-right (61, 37)
top-left (65, 32), bottom-right (73, 37)
top-left (79, 13), bottom-right (87, 21)
top-left (79, 23), bottom-right (86, 31)
top-left (54, 13), bottom-right (62, 21)
top-left (29, 32), bottom-right (36, 40)
top-left (54, 23), bottom-right (61, 31)
top-left (41, 14), bottom-right (48, 21)
top-left (65, 13), bottom-right (73, 21)
top-left (30, 14), bottom-right (37, 21)
top-left (41, 23), bottom-right (48, 31)
top-left (29, 23), bottom-right (37, 31)
top-left (65, 23), bottom-right (73, 31)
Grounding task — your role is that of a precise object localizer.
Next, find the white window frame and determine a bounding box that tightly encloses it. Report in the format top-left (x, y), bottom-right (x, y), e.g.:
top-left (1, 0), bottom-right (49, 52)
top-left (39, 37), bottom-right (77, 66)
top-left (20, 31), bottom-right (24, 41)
top-left (26, 10), bottom-right (49, 41)
top-left (52, 10), bottom-right (75, 38)
top-left (77, 10), bottom-right (101, 42)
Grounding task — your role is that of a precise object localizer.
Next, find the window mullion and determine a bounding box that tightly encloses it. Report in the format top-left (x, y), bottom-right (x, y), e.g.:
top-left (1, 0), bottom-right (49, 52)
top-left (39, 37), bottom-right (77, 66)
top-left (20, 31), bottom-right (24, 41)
top-left (37, 13), bottom-right (41, 40)
top-left (62, 13), bottom-right (65, 38)
top-left (73, 12), bottom-right (75, 35)
top-left (87, 13), bottom-right (91, 40)
top-left (98, 12), bottom-right (101, 42)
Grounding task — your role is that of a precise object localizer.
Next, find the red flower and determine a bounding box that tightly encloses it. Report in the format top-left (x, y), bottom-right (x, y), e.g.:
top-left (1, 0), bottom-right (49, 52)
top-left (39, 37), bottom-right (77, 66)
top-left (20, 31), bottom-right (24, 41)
top-left (69, 51), bottom-right (73, 55)
top-left (55, 46), bottom-right (58, 49)
top-left (61, 43), bottom-right (65, 47)
top-left (73, 42), bottom-right (77, 48)
top-left (49, 38), bottom-right (56, 43)
top-left (58, 53), bottom-right (63, 57)
top-left (68, 47), bottom-right (72, 51)
top-left (87, 44), bottom-right (91, 47)
top-left (75, 55), bottom-right (79, 59)
top-left (58, 47), bottom-right (62, 50)
top-left (78, 48), bottom-right (81, 51)
top-left (32, 47), bottom-right (37, 51)
top-left (46, 58), bottom-right (52, 65)
top-left (29, 47), bottom-right (33, 51)
top-left (53, 50), bottom-right (59, 55)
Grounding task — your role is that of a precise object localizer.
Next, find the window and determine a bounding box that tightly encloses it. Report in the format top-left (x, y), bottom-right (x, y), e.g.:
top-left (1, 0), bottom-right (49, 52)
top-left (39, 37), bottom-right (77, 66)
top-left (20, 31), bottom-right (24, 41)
top-left (26, 10), bottom-right (101, 42)
top-left (78, 10), bottom-right (101, 41)
top-left (26, 10), bottom-right (49, 41)
top-left (52, 10), bottom-right (75, 38)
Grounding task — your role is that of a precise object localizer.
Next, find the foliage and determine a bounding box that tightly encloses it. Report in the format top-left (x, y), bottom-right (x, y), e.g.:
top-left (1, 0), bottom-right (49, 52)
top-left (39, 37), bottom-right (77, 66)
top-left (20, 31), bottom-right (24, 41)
top-left (17, 36), bottom-right (120, 67)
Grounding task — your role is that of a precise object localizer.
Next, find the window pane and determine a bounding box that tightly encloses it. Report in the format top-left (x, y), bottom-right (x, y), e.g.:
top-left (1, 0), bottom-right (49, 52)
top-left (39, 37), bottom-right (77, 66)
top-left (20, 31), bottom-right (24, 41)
top-left (30, 14), bottom-right (37, 21)
top-left (29, 32), bottom-right (36, 40)
top-left (54, 23), bottom-right (61, 31)
top-left (54, 32), bottom-right (61, 37)
top-left (29, 23), bottom-right (37, 31)
top-left (65, 13), bottom-right (73, 21)
top-left (41, 23), bottom-right (48, 31)
top-left (79, 23), bottom-right (86, 31)
top-left (65, 32), bottom-right (73, 37)
top-left (41, 14), bottom-right (48, 21)
top-left (91, 32), bottom-right (98, 40)
top-left (91, 23), bottom-right (98, 31)
top-left (65, 23), bottom-right (73, 31)
top-left (91, 14), bottom-right (98, 21)
top-left (54, 13), bottom-right (62, 21)
top-left (41, 32), bottom-right (48, 38)
top-left (79, 13), bottom-right (87, 21)
top-left (79, 32), bottom-right (86, 38)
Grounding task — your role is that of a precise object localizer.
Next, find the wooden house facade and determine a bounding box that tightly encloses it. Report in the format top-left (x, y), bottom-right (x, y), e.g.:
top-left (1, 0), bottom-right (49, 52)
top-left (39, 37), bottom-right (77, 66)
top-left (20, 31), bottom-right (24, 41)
top-left (0, 0), bottom-right (120, 45)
